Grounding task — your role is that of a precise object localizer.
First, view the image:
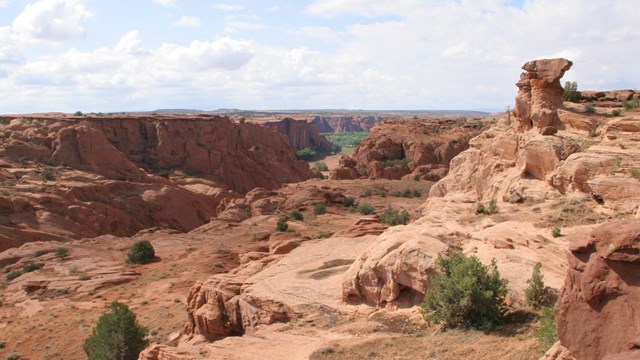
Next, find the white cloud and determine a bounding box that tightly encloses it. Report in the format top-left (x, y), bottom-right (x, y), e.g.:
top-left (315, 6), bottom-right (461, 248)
top-left (12, 0), bottom-right (92, 42)
top-left (153, 0), bottom-right (176, 7)
top-left (224, 21), bottom-right (265, 33)
top-left (173, 16), bottom-right (202, 28)
top-left (0, 0), bottom-right (10, 8)
top-left (212, 4), bottom-right (243, 11)
top-left (305, 0), bottom-right (421, 17)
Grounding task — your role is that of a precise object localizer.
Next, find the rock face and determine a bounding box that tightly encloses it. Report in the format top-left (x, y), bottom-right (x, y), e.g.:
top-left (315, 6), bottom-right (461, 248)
top-left (513, 58), bottom-right (572, 134)
top-left (0, 114), bottom-right (312, 251)
top-left (555, 219), bottom-right (640, 360)
top-left (329, 118), bottom-right (481, 181)
top-left (263, 117), bottom-right (332, 152)
top-left (313, 115), bottom-right (383, 133)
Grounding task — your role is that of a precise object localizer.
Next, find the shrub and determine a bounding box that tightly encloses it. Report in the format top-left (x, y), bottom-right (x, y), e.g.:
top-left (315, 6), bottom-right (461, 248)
top-left (612, 109), bottom-right (622, 116)
top-left (313, 203), bottom-right (327, 215)
top-left (41, 169), bottom-right (54, 181)
top-left (536, 307), bottom-right (559, 353)
top-left (584, 104), bottom-right (596, 114)
top-left (413, 189), bottom-right (422, 198)
top-left (74, 111), bottom-right (84, 116)
top-left (83, 301), bottom-right (148, 360)
top-left (357, 204), bottom-right (375, 215)
top-left (127, 240), bottom-right (155, 264)
top-left (341, 197), bottom-right (355, 208)
top-left (276, 216), bottom-right (289, 232)
top-left (380, 208), bottom-right (410, 226)
top-left (295, 147), bottom-right (316, 161)
top-left (475, 121), bottom-right (484, 130)
top-left (630, 168), bottom-right (640, 181)
top-left (55, 247), bottom-right (69, 260)
top-left (289, 210), bottom-right (304, 221)
top-left (588, 128), bottom-right (600, 138)
top-left (476, 199), bottom-right (498, 215)
top-left (562, 81), bottom-right (580, 102)
top-left (5, 271), bottom-right (22, 281)
top-left (362, 189), bottom-right (373, 197)
top-left (525, 262), bottom-right (546, 309)
top-left (79, 272), bottom-right (91, 281)
top-left (613, 155), bottom-right (622, 169)
top-left (330, 144), bottom-right (342, 154)
top-left (22, 262), bottom-right (42, 273)
top-left (33, 250), bottom-right (46, 257)
top-left (5, 353), bottom-right (21, 360)
top-left (422, 252), bottom-right (508, 329)
top-left (322, 131), bottom-right (369, 148)
top-left (551, 227), bottom-right (562, 238)
top-left (313, 162), bottom-right (329, 171)
top-left (622, 95), bottom-right (639, 110)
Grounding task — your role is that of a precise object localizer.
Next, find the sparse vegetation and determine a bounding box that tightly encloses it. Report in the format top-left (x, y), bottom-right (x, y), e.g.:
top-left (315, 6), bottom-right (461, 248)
top-left (631, 168), bottom-right (640, 180)
top-left (551, 227), bottom-right (562, 238)
top-left (562, 81), bottom-right (580, 102)
top-left (341, 197), bottom-right (356, 208)
top-left (313, 162), bottom-right (329, 171)
top-left (289, 210), bottom-right (304, 221)
top-left (83, 301), bottom-right (148, 360)
top-left (322, 132), bottom-right (369, 148)
top-left (588, 128), bottom-right (600, 138)
top-left (41, 168), bottom-right (54, 181)
top-left (380, 208), bottom-right (410, 226)
top-left (476, 199), bottom-right (498, 215)
top-left (296, 147), bottom-right (317, 161)
top-left (127, 240), bottom-right (155, 264)
top-left (313, 203), bottom-right (327, 215)
top-left (5, 352), bottom-right (21, 360)
top-left (74, 111), bottom-right (84, 116)
top-left (5, 271), bottom-right (22, 281)
top-left (613, 155), bottom-right (622, 169)
top-left (622, 95), bottom-right (639, 110)
top-left (55, 247), bottom-right (69, 259)
top-left (535, 307), bottom-right (559, 353)
top-left (357, 204), bottom-right (375, 215)
top-left (330, 144), bottom-right (342, 154)
top-left (584, 104), bottom-right (596, 114)
top-left (525, 262), bottom-right (546, 309)
top-left (612, 108), bottom-right (622, 116)
top-left (276, 216), bottom-right (289, 232)
top-left (421, 252), bottom-right (508, 329)
top-left (384, 158), bottom-right (411, 168)
top-left (78, 272), bottom-right (91, 281)
top-left (22, 262), bottom-right (42, 273)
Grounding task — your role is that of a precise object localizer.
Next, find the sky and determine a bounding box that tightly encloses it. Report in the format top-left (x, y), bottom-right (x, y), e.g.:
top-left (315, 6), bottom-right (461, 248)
top-left (0, 0), bottom-right (638, 113)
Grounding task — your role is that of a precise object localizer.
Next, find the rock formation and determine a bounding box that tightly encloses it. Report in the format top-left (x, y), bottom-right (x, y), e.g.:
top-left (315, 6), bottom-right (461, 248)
top-left (555, 219), bottom-right (640, 360)
top-left (329, 118), bottom-right (481, 181)
top-left (513, 58), bottom-right (572, 134)
top-left (263, 117), bottom-right (332, 152)
top-left (313, 115), bottom-right (383, 133)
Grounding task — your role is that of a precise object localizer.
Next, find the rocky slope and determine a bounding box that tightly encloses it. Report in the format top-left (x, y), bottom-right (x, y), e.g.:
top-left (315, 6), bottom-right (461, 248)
top-left (0, 114), bottom-right (312, 251)
top-left (313, 115), bottom-right (383, 133)
top-left (329, 118), bottom-right (482, 181)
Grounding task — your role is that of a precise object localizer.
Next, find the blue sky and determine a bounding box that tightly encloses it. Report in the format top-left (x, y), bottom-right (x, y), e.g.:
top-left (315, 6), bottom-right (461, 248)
top-left (0, 0), bottom-right (638, 113)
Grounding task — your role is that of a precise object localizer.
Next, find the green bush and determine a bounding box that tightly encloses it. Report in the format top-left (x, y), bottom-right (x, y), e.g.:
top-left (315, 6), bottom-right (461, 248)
top-left (584, 104), bottom-right (596, 114)
top-left (551, 227), bottom-right (562, 238)
top-left (330, 144), bottom-right (342, 154)
top-left (612, 109), bottom-right (622, 116)
top-left (295, 147), bottom-right (317, 161)
top-left (22, 262), bottom-right (42, 273)
top-left (631, 168), bottom-right (640, 180)
top-left (74, 111), bottom-right (84, 116)
top-left (525, 262), bottom-right (546, 309)
top-left (357, 204), bottom-right (375, 215)
top-left (127, 240), bottom-right (155, 264)
top-left (5, 271), bottom-right (22, 281)
top-left (476, 199), bottom-right (498, 215)
top-left (313, 203), bottom-right (327, 215)
top-left (84, 301), bottom-right (148, 360)
top-left (276, 216), bottom-right (289, 232)
top-left (322, 132), bottom-right (369, 147)
top-left (289, 210), bottom-right (304, 221)
top-left (622, 95), bottom-right (639, 110)
top-left (341, 197), bottom-right (355, 207)
top-left (55, 247), bottom-right (70, 259)
top-left (41, 169), bottom-right (54, 181)
top-left (313, 162), bottom-right (329, 171)
top-left (421, 252), bottom-right (508, 329)
top-left (380, 208), bottom-right (410, 226)
top-left (562, 81), bottom-right (580, 102)
top-left (536, 307), bottom-right (559, 353)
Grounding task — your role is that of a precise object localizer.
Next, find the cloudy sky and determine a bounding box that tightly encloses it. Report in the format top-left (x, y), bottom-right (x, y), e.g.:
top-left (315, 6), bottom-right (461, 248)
top-left (0, 0), bottom-right (638, 113)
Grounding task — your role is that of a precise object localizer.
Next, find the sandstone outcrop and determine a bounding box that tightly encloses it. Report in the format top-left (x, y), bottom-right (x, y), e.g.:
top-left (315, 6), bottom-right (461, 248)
top-left (313, 115), bottom-right (383, 133)
top-left (513, 58), bottom-right (572, 134)
top-left (264, 117), bottom-right (332, 152)
top-left (555, 219), bottom-right (640, 360)
top-left (329, 118), bottom-right (481, 181)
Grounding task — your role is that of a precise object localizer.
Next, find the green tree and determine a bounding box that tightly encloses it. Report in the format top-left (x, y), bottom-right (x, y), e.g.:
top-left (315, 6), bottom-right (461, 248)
top-left (536, 307), bottom-right (559, 353)
top-left (525, 262), bottom-right (546, 308)
top-left (422, 252), bottom-right (508, 329)
top-left (562, 81), bottom-right (580, 102)
top-left (296, 147), bottom-right (317, 161)
top-left (127, 240), bottom-right (155, 264)
top-left (84, 301), bottom-right (148, 360)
